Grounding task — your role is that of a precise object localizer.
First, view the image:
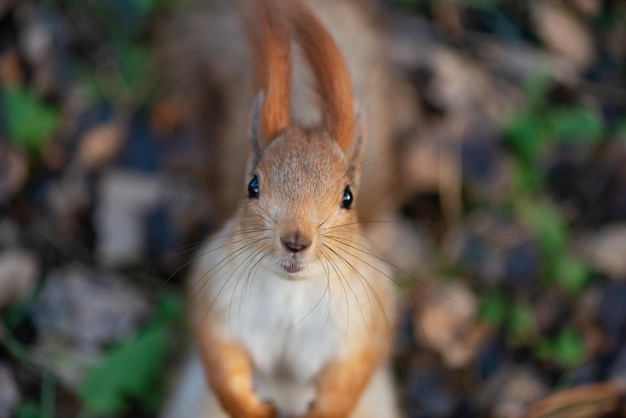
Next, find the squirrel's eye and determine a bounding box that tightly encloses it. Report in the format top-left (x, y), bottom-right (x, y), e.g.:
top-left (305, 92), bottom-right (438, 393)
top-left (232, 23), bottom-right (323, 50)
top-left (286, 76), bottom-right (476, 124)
top-left (341, 186), bottom-right (353, 209)
top-left (248, 176), bottom-right (259, 199)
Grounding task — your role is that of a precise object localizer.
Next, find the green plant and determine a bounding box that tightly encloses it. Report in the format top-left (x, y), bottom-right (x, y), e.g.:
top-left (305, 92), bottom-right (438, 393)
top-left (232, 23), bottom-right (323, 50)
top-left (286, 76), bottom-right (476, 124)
top-left (78, 292), bottom-right (184, 415)
top-left (478, 294), bottom-right (537, 346)
top-left (534, 329), bottom-right (586, 369)
top-left (478, 291), bottom-right (507, 326)
top-left (1, 86), bottom-right (60, 153)
top-left (505, 75), bottom-right (597, 295)
top-left (79, 326), bottom-right (168, 414)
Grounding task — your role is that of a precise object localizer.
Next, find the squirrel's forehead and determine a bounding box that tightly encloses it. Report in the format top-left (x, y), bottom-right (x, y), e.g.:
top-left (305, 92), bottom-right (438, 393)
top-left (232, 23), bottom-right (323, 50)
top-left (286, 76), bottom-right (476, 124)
top-left (257, 134), bottom-right (347, 178)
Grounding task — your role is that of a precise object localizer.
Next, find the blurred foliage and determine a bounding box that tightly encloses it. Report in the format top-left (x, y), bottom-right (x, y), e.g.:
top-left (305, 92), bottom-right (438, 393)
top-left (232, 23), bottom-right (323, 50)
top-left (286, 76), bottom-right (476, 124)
top-left (78, 293), bottom-right (184, 415)
top-left (81, 292), bottom-right (184, 415)
top-left (80, 327), bottom-right (168, 414)
top-left (4, 292), bottom-right (184, 418)
top-left (475, 72), bottom-right (603, 367)
top-left (1, 86), bottom-right (60, 153)
top-left (534, 328), bottom-right (586, 369)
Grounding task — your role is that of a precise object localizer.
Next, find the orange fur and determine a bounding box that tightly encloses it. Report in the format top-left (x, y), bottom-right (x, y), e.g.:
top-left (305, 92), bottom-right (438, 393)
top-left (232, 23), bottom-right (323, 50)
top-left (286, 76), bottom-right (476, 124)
top-left (308, 358), bottom-right (374, 418)
top-left (244, 0), bottom-right (292, 143)
top-left (195, 320), bottom-right (276, 418)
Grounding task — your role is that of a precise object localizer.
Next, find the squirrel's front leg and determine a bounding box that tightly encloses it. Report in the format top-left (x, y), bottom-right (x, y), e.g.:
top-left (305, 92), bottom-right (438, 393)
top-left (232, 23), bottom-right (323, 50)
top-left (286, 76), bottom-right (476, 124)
top-left (298, 347), bottom-right (379, 418)
top-left (195, 325), bottom-right (276, 418)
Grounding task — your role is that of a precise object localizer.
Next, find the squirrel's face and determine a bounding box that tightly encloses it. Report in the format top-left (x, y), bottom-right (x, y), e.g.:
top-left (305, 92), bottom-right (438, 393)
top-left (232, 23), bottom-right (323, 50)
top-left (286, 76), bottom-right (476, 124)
top-left (240, 126), bottom-right (362, 280)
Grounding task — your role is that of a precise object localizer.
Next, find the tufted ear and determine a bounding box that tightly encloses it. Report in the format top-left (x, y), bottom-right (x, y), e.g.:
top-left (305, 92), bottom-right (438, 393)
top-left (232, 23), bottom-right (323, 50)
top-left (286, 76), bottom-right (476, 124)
top-left (245, 0), bottom-right (291, 146)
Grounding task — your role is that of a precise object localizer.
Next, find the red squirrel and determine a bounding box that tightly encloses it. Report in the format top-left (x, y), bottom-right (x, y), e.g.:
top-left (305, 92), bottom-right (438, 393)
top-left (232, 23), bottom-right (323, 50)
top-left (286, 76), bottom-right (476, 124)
top-left (162, 1), bottom-right (400, 417)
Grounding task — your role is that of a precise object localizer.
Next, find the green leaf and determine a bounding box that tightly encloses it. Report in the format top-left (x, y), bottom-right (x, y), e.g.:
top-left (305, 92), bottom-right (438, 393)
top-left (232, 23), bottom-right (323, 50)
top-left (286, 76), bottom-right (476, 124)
top-left (152, 291), bottom-right (185, 325)
top-left (79, 327), bottom-right (168, 414)
top-left (546, 107), bottom-right (604, 143)
top-left (553, 329), bottom-right (586, 368)
top-left (554, 254), bottom-right (590, 293)
top-left (507, 303), bottom-right (535, 344)
top-left (119, 46), bottom-right (150, 86)
top-left (517, 199), bottom-right (568, 257)
top-left (511, 161), bottom-right (543, 194)
top-left (534, 329), bottom-right (586, 368)
top-left (2, 300), bottom-right (33, 329)
top-left (522, 72), bottom-right (552, 107)
top-left (504, 109), bottom-right (544, 162)
top-left (1, 86), bottom-right (59, 152)
top-left (534, 338), bottom-right (554, 362)
top-left (479, 292), bottom-right (507, 326)
top-left (614, 118), bottom-right (626, 142)
top-left (16, 402), bottom-right (42, 418)
top-left (130, 0), bottom-right (162, 14)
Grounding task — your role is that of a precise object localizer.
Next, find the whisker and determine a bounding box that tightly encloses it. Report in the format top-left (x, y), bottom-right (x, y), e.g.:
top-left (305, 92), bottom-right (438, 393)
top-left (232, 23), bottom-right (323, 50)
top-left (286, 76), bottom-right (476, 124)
top-left (201, 238), bottom-right (270, 325)
top-left (163, 231), bottom-right (270, 289)
top-left (274, 264), bottom-right (332, 335)
top-left (239, 247), bottom-right (272, 332)
top-left (319, 249), bottom-right (351, 336)
top-left (324, 234), bottom-right (451, 302)
top-left (228, 243), bottom-right (272, 338)
top-left (331, 247), bottom-right (393, 344)
top-left (324, 246), bottom-right (372, 337)
top-left (186, 235), bottom-right (265, 296)
top-left (188, 235), bottom-right (270, 304)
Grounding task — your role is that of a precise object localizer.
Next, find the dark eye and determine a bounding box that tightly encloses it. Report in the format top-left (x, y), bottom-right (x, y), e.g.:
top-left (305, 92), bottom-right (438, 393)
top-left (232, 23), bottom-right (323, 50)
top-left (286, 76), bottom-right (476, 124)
top-left (248, 176), bottom-right (259, 199)
top-left (341, 186), bottom-right (353, 209)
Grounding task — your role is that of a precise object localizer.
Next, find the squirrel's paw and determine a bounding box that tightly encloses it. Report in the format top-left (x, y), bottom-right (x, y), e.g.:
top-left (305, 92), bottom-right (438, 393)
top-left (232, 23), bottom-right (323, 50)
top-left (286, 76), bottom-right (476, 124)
top-left (228, 399), bottom-right (276, 418)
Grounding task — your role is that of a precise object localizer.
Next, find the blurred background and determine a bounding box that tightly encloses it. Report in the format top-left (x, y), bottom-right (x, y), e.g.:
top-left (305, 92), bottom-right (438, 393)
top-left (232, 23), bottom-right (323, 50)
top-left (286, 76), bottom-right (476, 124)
top-left (0, 0), bottom-right (625, 417)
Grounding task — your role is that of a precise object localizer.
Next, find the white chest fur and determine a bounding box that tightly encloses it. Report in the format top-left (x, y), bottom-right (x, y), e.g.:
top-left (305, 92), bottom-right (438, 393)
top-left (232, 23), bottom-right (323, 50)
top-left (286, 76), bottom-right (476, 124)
top-left (208, 259), bottom-right (357, 380)
top-left (194, 224), bottom-right (380, 415)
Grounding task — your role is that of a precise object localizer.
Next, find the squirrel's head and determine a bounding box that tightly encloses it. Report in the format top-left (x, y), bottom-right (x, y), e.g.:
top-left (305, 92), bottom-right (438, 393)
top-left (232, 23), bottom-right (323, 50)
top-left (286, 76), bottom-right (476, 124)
top-left (236, 0), bottom-right (365, 279)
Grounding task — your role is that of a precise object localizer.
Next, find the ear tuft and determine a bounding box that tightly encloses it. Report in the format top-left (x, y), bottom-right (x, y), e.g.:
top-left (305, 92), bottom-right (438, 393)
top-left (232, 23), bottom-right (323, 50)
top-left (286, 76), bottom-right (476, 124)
top-left (256, 0), bottom-right (291, 144)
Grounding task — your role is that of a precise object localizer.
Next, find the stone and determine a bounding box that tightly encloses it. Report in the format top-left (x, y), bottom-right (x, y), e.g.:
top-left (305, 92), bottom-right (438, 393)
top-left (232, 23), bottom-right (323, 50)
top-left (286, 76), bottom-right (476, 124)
top-left (476, 365), bottom-right (549, 418)
top-left (415, 282), bottom-right (489, 368)
top-left (0, 363), bottom-right (19, 418)
top-left (95, 170), bottom-right (163, 267)
top-left (576, 224), bottom-right (626, 279)
top-left (33, 264), bottom-right (151, 351)
top-left (0, 250), bottom-right (39, 310)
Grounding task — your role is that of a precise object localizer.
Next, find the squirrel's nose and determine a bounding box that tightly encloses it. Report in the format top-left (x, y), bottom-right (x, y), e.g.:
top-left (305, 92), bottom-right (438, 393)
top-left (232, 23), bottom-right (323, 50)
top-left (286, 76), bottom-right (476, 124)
top-left (281, 233), bottom-right (311, 253)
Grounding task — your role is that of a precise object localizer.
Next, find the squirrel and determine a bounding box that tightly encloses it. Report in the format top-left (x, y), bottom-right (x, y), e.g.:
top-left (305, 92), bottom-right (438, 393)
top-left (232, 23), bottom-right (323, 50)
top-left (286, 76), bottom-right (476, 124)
top-left (161, 0), bottom-right (401, 417)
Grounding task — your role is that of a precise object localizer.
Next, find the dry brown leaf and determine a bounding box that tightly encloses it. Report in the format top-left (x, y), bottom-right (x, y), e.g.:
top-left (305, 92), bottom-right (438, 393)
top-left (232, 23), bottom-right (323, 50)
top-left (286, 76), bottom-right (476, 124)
top-left (567, 0), bottom-right (601, 16)
top-left (0, 250), bottom-right (39, 310)
top-left (0, 145), bottom-right (27, 202)
top-left (78, 120), bottom-right (128, 170)
top-left (0, 49), bottom-right (23, 86)
top-left (575, 224), bottom-right (626, 279)
top-left (415, 282), bottom-right (489, 368)
top-left (532, 0), bottom-right (594, 72)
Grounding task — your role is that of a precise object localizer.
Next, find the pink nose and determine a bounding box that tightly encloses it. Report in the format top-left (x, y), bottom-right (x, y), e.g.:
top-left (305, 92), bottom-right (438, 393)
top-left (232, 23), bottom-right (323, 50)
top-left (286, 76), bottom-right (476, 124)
top-left (281, 234), bottom-right (311, 253)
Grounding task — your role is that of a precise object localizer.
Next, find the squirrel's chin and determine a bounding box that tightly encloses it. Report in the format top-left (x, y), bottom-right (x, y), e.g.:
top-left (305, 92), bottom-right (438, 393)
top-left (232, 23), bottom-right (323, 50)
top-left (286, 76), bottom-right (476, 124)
top-left (274, 258), bottom-right (313, 281)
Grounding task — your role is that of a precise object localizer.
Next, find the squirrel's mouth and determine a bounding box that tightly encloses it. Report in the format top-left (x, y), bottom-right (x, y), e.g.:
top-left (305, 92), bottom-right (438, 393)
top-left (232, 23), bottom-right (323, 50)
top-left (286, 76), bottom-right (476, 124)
top-left (278, 256), bottom-right (305, 274)
top-left (282, 260), bottom-right (304, 274)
